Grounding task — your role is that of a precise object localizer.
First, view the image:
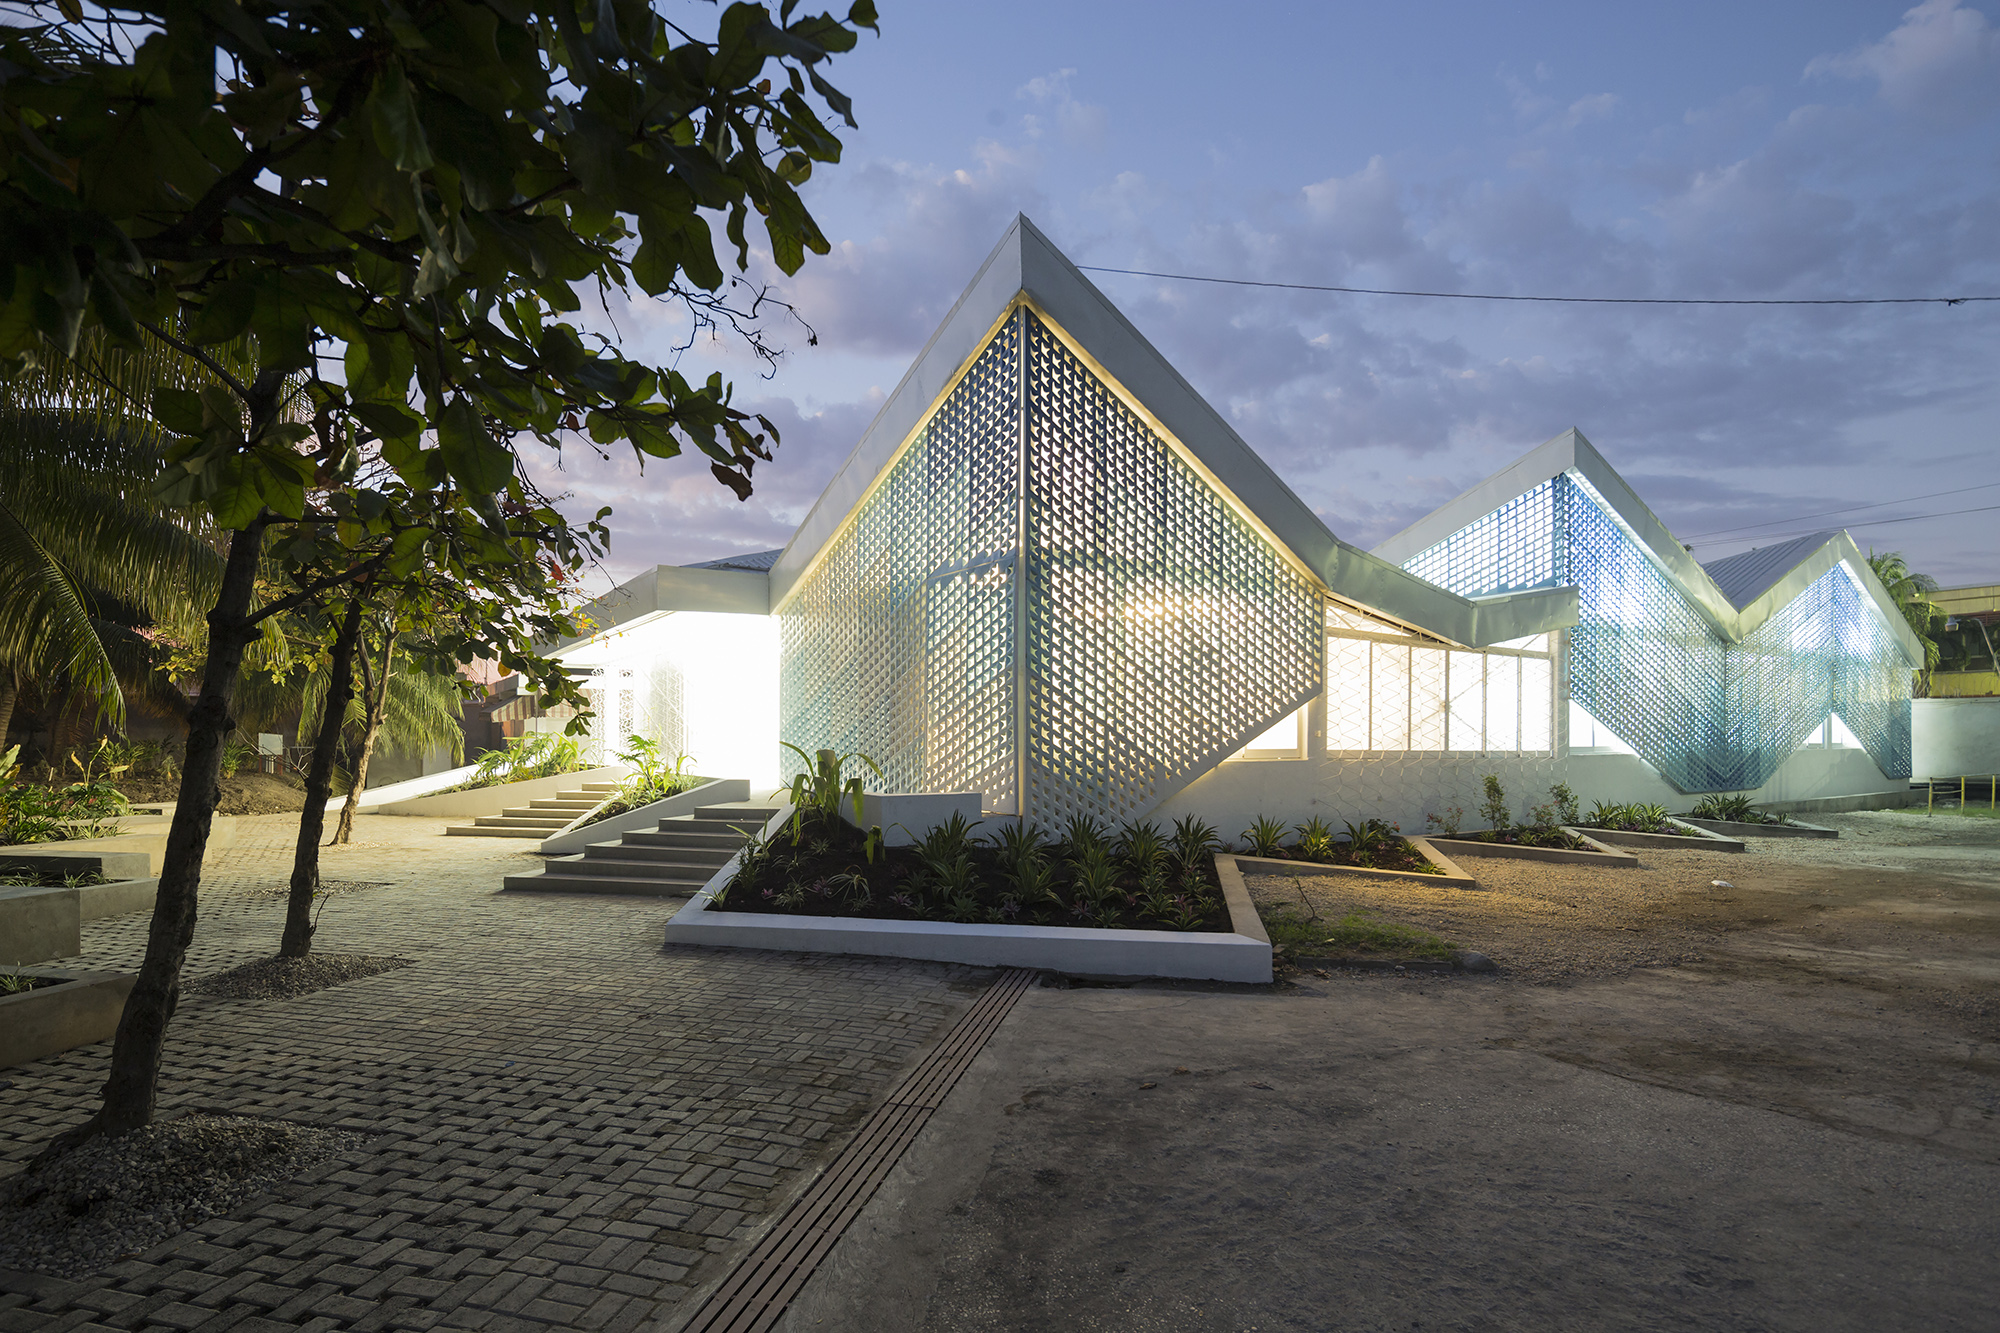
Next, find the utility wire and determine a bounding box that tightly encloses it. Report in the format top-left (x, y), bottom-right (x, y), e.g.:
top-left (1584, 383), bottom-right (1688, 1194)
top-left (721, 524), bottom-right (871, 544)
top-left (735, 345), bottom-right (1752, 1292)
top-left (1694, 501), bottom-right (2000, 551)
top-left (1683, 480), bottom-right (2000, 541)
top-left (1077, 264), bottom-right (2000, 307)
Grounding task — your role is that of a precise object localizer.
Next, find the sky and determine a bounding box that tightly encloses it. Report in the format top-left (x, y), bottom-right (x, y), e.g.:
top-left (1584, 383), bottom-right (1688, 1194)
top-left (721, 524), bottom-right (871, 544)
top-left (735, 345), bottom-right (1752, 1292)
top-left (530, 0), bottom-right (2000, 594)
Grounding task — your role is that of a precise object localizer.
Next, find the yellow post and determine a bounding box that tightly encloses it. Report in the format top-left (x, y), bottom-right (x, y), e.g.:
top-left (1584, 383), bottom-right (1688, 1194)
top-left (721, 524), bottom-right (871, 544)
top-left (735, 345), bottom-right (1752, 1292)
top-left (1928, 780), bottom-right (1934, 813)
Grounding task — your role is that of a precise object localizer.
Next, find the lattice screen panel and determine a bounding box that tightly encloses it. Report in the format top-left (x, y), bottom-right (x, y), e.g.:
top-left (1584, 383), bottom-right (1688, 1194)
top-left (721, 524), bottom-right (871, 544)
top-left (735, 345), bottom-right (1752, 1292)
top-left (1021, 312), bottom-right (1322, 829)
top-left (1399, 470), bottom-right (1912, 790)
top-left (777, 318), bottom-right (1022, 810)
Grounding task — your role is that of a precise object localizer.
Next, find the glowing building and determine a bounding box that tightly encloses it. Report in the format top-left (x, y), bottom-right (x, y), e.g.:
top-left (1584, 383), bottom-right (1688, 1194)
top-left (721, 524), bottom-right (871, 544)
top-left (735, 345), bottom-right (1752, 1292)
top-left (551, 217), bottom-right (1919, 830)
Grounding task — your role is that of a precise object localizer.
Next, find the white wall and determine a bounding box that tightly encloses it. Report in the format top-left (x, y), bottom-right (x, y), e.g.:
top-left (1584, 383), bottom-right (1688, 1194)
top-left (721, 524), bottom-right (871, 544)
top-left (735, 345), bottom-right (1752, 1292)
top-left (1567, 746), bottom-right (1897, 810)
top-left (554, 611), bottom-right (781, 790)
top-left (1912, 698), bottom-right (2000, 778)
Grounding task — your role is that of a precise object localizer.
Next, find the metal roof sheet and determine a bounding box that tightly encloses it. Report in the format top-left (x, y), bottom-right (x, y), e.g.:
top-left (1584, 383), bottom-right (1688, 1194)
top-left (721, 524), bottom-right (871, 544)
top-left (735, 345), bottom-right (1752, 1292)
top-left (1698, 531), bottom-right (1842, 610)
top-left (685, 548), bottom-right (783, 573)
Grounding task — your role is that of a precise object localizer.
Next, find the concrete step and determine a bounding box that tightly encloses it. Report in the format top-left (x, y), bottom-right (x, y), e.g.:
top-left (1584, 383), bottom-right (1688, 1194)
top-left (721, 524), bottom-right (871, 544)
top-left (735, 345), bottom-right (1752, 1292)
top-left (649, 817), bottom-right (768, 836)
top-left (446, 825), bottom-right (547, 839)
top-left (580, 783), bottom-right (623, 793)
top-left (582, 842), bottom-right (732, 867)
top-left (501, 871), bottom-right (701, 896)
top-left (477, 814), bottom-right (573, 828)
top-left (621, 828), bottom-right (751, 851)
top-left (551, 856), bottom-right (716, 881)
top-left (526, 797), bottom-right (600, 811)
top-left (693, 805), bottom-right (782, 822)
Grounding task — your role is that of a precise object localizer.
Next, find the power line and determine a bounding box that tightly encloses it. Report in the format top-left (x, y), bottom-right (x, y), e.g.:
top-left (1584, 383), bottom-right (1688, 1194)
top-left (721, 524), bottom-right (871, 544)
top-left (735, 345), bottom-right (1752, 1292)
top-left (1077, 264), bottom-right (2000, 307)
top-left (1695, 501), bottom-right (2000, 551)
top-left (1683, 480), bottom-right (2000, 541)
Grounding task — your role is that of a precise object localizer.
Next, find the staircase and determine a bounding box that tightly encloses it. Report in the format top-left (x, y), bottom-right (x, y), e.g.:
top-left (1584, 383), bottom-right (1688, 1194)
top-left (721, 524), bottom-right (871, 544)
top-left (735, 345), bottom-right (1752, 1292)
top-left (502, 802), bottom-right (781, 895)
top-left (446, 781), bottom-right (621, 839)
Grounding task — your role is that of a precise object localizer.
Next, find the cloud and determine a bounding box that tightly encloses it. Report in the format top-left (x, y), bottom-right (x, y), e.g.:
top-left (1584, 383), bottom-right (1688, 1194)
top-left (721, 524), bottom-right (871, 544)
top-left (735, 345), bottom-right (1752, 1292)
top-left (1016, 68), bottom-right (1109, 150)
top-left (1806, 0), bottom-right (2000, 116)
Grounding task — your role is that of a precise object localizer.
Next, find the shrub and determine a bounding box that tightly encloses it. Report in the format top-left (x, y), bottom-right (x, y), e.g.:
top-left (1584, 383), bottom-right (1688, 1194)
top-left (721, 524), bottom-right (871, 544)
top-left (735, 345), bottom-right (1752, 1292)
top-left (1479, 774), bottom-right (1511, 831)
top-left (1241, 815), bottom-right (1287, 857)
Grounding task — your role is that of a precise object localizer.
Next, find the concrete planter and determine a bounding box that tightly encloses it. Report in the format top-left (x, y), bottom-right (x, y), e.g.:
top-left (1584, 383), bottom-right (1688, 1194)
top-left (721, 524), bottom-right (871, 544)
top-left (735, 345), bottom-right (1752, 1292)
top-left (1427, 828), bottom-right (1639, 867)
top-left (1574, 817), bottom-right (1746, 853)
top-left (663, 807), bottom-right (1271, 983)
top-left (537, 778), bottom-right (752, 855)
top-left (1231, 837), bottom-right (1478, 889)
top-left (372, 765), bottom-right (628, 818)
top-left (0, 967), bottom-right (136, 1069)
top-left (0, 878), bottom-right (159, 964)
top-left (0, 818), bottom-right (234, 877)
top-left (1679, 816), bottom-right (1837, 839)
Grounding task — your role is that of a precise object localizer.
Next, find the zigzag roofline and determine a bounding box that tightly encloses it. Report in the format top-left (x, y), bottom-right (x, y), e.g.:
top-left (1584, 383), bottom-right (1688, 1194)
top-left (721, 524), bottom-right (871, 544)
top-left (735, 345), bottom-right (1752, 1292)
top-left (1370, 428), bottom-right (1924, 666)
top-left (767, 215), bottom-right (1575, 649)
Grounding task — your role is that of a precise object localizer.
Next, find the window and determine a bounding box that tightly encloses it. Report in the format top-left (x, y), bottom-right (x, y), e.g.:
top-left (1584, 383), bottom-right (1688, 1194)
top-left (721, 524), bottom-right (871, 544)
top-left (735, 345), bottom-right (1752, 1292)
top-left (1324, 615), bottom-right (1556, 756)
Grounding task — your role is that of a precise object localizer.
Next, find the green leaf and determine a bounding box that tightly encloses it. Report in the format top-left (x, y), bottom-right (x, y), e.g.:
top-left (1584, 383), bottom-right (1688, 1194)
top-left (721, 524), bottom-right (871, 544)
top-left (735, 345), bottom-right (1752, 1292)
top-left (368, 61), bottom-right (435, 172)
top-left (152, 387), bottom-right (205, 435)
top-left (438, 397), bottom-right (513, 493)
top-left (351, 400), bottom-right (423, 444)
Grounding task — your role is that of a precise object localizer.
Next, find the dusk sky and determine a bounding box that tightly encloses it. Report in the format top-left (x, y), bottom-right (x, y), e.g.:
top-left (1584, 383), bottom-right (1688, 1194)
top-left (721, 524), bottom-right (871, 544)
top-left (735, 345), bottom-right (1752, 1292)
top-left (530, 0), bottom-right (2000, 593)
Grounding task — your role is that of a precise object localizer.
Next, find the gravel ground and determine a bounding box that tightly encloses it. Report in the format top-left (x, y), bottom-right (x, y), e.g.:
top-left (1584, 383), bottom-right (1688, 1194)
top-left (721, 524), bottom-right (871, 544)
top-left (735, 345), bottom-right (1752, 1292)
top-left (0, 1114), bottom-right (368, 1278)
top-left (230, 877), bottom-right (394, 899)
top-left (184, 952), bottom-right (413, 999)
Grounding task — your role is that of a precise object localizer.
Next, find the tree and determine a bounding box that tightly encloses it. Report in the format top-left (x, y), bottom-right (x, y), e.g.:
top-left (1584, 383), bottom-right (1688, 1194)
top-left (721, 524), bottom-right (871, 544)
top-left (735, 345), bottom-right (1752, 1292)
top-left (0, 336), bottom-right (235, 739)
top-left (1867, 550), bottom-right (1943, 691)
top-left (4, 0), bottom-right (877, 1150)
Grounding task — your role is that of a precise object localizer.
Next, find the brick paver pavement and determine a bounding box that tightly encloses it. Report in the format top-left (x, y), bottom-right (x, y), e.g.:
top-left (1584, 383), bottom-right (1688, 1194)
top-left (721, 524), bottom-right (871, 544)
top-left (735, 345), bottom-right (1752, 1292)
top-left (0, 813), bottom-right (986, 1332)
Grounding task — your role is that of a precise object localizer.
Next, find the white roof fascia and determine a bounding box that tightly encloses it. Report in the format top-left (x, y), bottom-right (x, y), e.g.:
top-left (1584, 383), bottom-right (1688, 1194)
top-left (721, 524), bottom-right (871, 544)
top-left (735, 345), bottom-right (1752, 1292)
top-left (1370, 427), bottom-right (1922, 665)
top-left (768, 214), bottom-right (1570, 648)
top-left (549, 564), bottom-right (769, 657)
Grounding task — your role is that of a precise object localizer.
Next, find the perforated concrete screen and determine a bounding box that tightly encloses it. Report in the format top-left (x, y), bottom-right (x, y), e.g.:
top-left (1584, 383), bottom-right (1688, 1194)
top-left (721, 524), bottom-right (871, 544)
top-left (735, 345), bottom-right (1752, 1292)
top-left (1022, 312), bottom-right (1323, 827)
top-left (778, 319), bottom-right (1023, 808)
top-left (778, 306), bottom-right (1323, 826)
top-left (1401, 472), bottom-right (1911, 791)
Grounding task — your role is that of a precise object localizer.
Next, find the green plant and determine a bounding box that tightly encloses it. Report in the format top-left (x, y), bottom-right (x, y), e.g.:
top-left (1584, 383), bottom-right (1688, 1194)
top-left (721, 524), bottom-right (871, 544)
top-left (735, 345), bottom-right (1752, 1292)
top-left (1479, 774), bottom-right (1510, 831)
top-left (1342, 818), bottom-right (1395, 862)
top-left (1524, 801), bottom-right (1557, 832)
top-left (781, 743), bottom-right (882, 832)
top-left (1151, 892), bottom-right (1212, 932)
top-left (1241, 815), bottom-right (1287, 857)
top-left (615, 735), bottom-right (694, 796)
top-left (1586, 800), bottom-right (1628, 828)
top-left (1070, 846), bottom-right (1120, 906)
top-left (1635, 803), bottom-right (1670, 831)
top-left (917, 812), bottom-right (981, 862)
top-left (1549, 782), bottom-right (1580, 826)
top-left (1293, 815), bottom-right (1338, 862)
top-left (1170, 815), bottom-right (1222, 868)
top-left (1114, 820), bottom-right (1167, 874)
top-left (219, 736), bottom-right (260, 780)
top-left (1061, 814), bottom-right (1108, 858)
top-left (0, 967), bottom-right (35, 996)
top-left (1691, 793), bottom-right (1757, 823)
top-left (1424, 806), bottom-right (1465, 837)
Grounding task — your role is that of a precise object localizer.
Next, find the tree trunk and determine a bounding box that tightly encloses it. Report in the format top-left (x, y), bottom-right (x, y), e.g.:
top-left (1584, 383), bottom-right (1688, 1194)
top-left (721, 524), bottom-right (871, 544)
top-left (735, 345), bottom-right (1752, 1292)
top-left (0, 669), bottom-right (17, 748)
top-left (280, 599), bottom-right (364, 957)
top-left (55, 517), bottom-right (270, 1150)
top-left (333, 631), bottom-right (394, 845)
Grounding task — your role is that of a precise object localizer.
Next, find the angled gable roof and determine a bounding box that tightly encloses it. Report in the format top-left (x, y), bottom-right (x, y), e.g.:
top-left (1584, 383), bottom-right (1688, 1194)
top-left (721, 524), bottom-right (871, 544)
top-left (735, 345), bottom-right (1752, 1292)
top-left (1371, 428), bottom-right (1924, 665)
top-left (767, 215), bottom-right (1575, 648)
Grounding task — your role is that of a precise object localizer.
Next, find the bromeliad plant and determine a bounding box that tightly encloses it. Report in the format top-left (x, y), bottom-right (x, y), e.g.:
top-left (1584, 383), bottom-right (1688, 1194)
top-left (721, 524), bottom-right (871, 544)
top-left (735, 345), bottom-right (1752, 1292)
top-left (1241, 815), bottom-right (1288, 858)
top-left (781, 742), bottom-right (881, 833)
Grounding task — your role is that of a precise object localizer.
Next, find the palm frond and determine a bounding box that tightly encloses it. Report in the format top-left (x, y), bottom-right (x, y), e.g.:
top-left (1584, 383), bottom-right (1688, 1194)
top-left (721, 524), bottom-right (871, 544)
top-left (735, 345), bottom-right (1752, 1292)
top-left (0, 500), bottom-right (124, 721)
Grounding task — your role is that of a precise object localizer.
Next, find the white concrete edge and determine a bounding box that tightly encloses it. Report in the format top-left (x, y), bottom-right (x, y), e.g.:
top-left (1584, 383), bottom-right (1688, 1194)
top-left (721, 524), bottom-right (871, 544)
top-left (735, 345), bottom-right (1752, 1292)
top-left (1663, 816), bottom-right (1749, 846)
top-left (537, 778), bottom-right (751, 855)
top-left (324, 762), bottom-right (480, 812)
top-left (663, 812), bottom-right (1272, 983)
top-left (1230, 838), bottom-right (1480, 889)
top-left (370, 765), bottom-right (629, 818)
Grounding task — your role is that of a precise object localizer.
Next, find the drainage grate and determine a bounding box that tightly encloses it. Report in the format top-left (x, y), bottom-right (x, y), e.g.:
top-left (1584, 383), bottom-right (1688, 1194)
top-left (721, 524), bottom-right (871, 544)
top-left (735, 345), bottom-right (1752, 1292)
top-left (675, 967), bottom-right (1037, 1333)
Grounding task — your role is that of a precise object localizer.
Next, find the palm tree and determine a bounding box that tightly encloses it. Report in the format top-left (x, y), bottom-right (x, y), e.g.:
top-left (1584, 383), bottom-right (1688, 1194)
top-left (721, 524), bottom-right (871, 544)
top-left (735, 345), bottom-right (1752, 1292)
top-left (0, 333), bottom-right (240, 741)
top-left (1866, 550), bottom-right (1943, 691)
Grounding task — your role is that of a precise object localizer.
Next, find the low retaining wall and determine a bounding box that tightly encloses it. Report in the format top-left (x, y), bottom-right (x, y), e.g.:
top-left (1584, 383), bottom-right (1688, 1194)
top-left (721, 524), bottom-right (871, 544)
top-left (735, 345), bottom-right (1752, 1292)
top-left (537, 779), bottom-right (751, 855)
top-left (662, 808), bottom-right (1271, 983)
top-left (0, 818), bottom-right (235, 877)
top-left (1756, 789), bottom-right (1921, 815)
top-left (0, 878), bottom-right (159, 963)
top-left (1231, 837), bottom-right (1478, 888)
top-left (1427, 829), bottom-right (1638, 867)
top-left (1681, 816), bottom-right (1837, 839)
top-left (373, 765), bottom-right (627, 818)
top-left (0, 967), bottom-right (137, 1069)
top-left (1575, 818), bottom-right (1745, 852)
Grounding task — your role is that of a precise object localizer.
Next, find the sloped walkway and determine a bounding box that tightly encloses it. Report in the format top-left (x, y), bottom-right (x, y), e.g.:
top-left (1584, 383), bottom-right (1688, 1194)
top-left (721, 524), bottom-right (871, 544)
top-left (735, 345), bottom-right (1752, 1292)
top-left (0, 814), bottom-right (985, 1332)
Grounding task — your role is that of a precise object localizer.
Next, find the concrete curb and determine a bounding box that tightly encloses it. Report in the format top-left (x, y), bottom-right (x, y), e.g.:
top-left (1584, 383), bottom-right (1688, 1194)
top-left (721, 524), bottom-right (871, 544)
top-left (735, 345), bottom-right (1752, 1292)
top-left (1232, 837), bottom-right (1478, 889)
top-left (1426, 828), bottom-right (1640, 867)
top-left (0, 967), bottom-right (136, 1069)
top-left (1680, 816), bottom-right (1838, 839)
top-left (1577, 817), bottom-right (1747, 853)
top-left (663, 827), bottom-right (1273, 984)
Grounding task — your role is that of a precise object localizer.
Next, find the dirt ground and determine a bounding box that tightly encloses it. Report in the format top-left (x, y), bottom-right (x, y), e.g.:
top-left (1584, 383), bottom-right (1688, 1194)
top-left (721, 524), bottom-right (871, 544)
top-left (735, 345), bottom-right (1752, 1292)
top-left (114, 770), bottom-right (308, 815)
top-left (775, 808), bottom-right (2000, 1332)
